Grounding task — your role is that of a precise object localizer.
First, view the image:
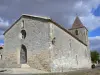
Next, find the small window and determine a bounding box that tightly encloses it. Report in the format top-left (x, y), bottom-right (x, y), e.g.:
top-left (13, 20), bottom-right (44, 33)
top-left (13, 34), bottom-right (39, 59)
top-left (21, 30), bottom-right (26, 39)
top-left (76, 55), bottom-right (78, 65)
top-left (75, 30), bottom-right (78, 35)
top-left (85, 49), bottom-right (87, 57)
top-left (52, 37), bottom-right (56, 45)
top-left (86, 32), bottom-right (87, 35)
top-left (69, 39), bottom-right (72, 48)
top-left (21, 20), bottom-right (24, 29)
top-left (1, 55), bottom-right (2, 60)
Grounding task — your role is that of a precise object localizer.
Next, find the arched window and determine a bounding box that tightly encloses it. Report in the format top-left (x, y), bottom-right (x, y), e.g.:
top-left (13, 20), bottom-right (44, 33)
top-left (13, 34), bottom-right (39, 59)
top-left (69, 39), bottom-right (71, 48)
top-left (52, 37), bottom-right (56, 45)
top-left (20, 44), bottom-right (27, 64)
top-left (21, 30), bottom-right (26, 39)
top-left (76, 55), bottom-right (78, 65)
top-left (1, 55), bottom-right (2, 60)
top-left (75, 30), bottom-right (78, 35)
top-left (21, 20), bottom-right (24, 29)
top-left (85, 49), bottom-right (87, 57)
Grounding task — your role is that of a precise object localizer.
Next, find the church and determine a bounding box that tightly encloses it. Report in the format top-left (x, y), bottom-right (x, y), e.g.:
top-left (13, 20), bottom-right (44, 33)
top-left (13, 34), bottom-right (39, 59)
top-left (1, 14), bottom-right (91, 72)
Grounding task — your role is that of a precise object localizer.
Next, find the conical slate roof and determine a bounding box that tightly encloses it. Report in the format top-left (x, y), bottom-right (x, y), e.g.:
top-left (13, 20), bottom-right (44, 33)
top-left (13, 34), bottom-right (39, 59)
top-left (72, 16), bottom-right (85, 29)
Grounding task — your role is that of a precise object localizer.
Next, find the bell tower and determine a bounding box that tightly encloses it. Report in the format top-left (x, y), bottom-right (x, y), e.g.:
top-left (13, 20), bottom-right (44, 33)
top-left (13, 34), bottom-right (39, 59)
top-left (69, 16), bottom-right (88, 45)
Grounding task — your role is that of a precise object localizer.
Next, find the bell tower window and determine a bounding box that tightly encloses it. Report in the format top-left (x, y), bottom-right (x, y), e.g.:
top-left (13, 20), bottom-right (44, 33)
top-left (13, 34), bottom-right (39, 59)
top-left (75, 30), bottom-right (78, 35)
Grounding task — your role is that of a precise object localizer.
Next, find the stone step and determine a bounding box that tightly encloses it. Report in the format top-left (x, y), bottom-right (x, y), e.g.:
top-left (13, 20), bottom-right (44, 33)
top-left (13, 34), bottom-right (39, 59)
top-left (0, 68), bottom-right (48, 74)
top-left (21, 64), bottom-right (30, 68)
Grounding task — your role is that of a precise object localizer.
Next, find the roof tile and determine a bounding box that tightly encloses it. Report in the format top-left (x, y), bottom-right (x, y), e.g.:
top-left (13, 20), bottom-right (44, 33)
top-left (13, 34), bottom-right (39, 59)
top-left (72, 16), bottom-right (85, 29)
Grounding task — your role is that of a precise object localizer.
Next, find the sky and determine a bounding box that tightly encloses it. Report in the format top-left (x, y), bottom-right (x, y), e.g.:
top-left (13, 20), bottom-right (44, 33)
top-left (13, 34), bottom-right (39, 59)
top-left (0, 0), bottom-right (100, 52)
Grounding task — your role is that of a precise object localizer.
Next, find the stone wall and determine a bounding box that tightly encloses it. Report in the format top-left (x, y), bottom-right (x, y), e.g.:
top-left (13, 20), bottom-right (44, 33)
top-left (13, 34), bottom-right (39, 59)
top-left (3, 15), bottom-right (91, 72)
top-left (49, 22), bottom-right (91, 72)
top-left (68, 28), bottom-right (88, 45)
top-left (3, 16), bottom-right (51, 70)
top-left (23, 17), bottom-right (51, 71)
top-left (3, 18), bottom-right (22, 68)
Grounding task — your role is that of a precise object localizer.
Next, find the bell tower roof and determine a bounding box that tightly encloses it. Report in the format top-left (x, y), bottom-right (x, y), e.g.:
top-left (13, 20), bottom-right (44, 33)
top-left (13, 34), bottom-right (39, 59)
top-left (72, 16), bottom-right (85, 29)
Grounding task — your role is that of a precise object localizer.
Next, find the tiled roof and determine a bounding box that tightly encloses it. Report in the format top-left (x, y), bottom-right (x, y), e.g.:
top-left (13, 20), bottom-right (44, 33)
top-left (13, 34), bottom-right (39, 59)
top-left (72, 16), bottom-right (85, 29)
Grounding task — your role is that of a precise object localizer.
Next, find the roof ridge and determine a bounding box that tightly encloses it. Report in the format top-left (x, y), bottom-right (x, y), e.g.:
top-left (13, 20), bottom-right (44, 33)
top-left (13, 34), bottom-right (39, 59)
top-left (3, 15), bottom-right (87, 46)
top-left (22, 14), bottom-right (51, 20)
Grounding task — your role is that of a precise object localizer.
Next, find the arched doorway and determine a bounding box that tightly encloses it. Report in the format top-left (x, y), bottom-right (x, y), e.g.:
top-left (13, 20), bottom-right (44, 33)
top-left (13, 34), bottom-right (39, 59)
top-left (20, 44), bottom-right (27, 64)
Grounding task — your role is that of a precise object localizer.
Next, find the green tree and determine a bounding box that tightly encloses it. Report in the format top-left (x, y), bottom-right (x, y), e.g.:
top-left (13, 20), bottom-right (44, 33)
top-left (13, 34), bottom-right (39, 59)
top-left (91, 51), bottom-right (100, 63)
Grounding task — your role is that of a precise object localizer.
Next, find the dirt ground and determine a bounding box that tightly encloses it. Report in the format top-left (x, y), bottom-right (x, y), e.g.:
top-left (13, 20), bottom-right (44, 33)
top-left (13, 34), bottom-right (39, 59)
top-left (0, 68), bottom-right (100, 75)
top-left (66, 69), bottom-right (100, 75)
top-left (38, 69), bottom-right (100, 75)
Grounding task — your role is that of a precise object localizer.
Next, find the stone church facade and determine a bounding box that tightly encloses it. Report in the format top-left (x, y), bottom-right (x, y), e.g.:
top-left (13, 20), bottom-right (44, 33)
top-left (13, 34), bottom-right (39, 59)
top-left (2, 14), bottom-right (91, 72)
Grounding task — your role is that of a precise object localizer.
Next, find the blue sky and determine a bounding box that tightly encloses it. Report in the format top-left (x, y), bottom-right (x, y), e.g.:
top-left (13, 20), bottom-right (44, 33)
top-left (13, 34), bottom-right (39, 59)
top-left (89, 5), bottom-right (100, 37)
top-left (93, 4), bottom-right (100, 16)
top-left (89, 27), bottom-right (100, 37)
top-left (0, 0), bottom-right (100, 51)
top-left (88, 5), bottom-right (100, 52)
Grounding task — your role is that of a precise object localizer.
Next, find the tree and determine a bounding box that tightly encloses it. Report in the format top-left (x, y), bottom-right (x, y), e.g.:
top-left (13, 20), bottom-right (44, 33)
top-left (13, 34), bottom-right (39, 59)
top-left (91, 51), bottom-right (100, 63)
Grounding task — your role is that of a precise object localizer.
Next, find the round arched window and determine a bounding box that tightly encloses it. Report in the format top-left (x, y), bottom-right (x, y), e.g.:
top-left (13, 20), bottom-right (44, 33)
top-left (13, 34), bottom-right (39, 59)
top-left (21, 30), bottom-right (26, 39)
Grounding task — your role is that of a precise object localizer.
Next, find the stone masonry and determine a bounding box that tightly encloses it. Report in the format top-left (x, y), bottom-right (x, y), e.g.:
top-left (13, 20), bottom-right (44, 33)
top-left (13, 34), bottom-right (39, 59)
top-left (2, 14), bottom-right (91, 72)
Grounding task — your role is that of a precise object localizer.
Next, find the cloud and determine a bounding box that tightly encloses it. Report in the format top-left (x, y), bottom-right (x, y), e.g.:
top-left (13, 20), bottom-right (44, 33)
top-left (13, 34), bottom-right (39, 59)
top-left (0, 17), bottom-right (9, 42)
top-left (0, 43), bottom-right (4, 46)
top-left (0, 17), bottom-right (9, 31)
top-left (89, 36), bottom-right (100, 51)
top-left (80, 14), bottom-right (100, 30)
top-left (0, 35), bottom-right (4, 40)
top-left (0, 0), bottom-right (99, 31)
